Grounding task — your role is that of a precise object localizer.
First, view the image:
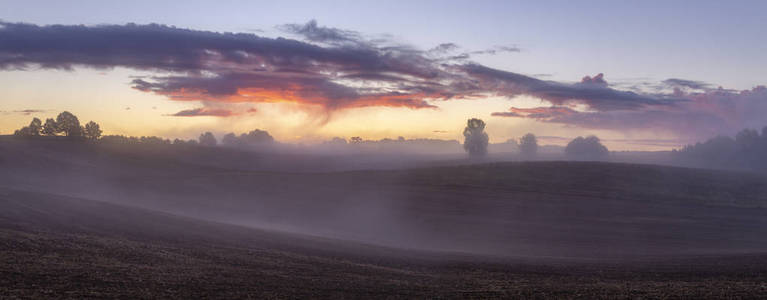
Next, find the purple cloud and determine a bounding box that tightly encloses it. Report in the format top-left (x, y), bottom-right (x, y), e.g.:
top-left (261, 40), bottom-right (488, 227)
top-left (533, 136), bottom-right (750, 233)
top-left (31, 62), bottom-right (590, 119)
top-left (167, 107), bottom-right (236, 117)
top-left (2, 20), bottom-right (767, 139)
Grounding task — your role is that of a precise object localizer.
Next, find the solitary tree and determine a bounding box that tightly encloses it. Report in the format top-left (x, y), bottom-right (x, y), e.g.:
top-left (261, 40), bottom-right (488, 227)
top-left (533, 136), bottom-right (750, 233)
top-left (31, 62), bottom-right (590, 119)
top-left (83, 121), bottom-right (102, 140)
top-left (199, 132), bottom-right (217, 146)
top-left (463, 118), bottom-right (489, 157)
top-left (519, 133), bottom-right (538, 158)
top-left (41, 118), bottom-right (57, 136)
top-left (55, 111), bottom-right (82, 137)
top-left (565, 135), bottom-right (609, 160)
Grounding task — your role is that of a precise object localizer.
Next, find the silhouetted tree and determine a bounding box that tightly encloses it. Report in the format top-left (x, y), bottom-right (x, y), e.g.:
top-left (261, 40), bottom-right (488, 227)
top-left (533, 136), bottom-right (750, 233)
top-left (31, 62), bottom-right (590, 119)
top-left (199, 132), bottom-right (217, 146)
top-left (140, 136), bottom-right (170, 145)
top-left (55, 111), bottom-right (82, 137)
top-left (172, 138), bottom-right (198, 146)
top-left (463, 118), bottom-right (488, 157)
top-left (239, 129), bottom-right (274, 144)
top-left (13, 127), bottom-right (32, 137)
top-left (99, 135), bottom-right (134, 144)
top-left (519, 133), bottom-right (538, 158)
top-left (83, 121), bottom-right (102, 140)
top-left (675, 127), bottom-right (767, 171)
top-left (565, 136), bottom-right (609, 160)
top-left (350, 137), bottom-right (363, 144)
top-left (100, 135), bottom-right (167, 145)
top-left (13, 117), bottom-right (43, 137)
top-left (41, 118), bottom-right (57, 136)
top-left (28, 118), bottom-right (42, 135)
top-left (222, 133), bottom-right (240, 147)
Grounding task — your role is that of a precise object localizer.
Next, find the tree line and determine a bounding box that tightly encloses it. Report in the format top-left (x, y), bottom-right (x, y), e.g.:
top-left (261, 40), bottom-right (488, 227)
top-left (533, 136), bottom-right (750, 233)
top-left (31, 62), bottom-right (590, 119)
top-left (98, 130), bottom-right (274, 148)
top-left (13, 111), bottom-right (101, 140)
top-left (13, 114), bottom-right (614, 160)
top-left (673, 127), bottom-right (767, 172)
top-left (462, 118), bottom-right (609, 160)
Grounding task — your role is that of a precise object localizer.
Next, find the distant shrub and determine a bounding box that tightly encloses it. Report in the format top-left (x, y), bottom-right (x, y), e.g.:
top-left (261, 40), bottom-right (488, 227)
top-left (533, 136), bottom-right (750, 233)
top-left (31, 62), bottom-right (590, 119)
top-left (565, 136), bottom-right (609, 161)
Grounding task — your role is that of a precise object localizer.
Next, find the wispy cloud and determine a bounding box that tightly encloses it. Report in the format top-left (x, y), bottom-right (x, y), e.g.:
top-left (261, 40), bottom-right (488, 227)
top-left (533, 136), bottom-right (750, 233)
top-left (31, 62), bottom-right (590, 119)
top-left (0, 109), bottom-right (49, 115)
top-left (167, 107), bottom-right (236, 117)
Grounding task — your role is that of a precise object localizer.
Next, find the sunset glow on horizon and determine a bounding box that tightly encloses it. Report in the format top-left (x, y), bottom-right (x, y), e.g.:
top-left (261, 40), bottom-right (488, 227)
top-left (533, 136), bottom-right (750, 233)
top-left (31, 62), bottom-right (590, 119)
top-left (2, 1), bottom-right (767, 151)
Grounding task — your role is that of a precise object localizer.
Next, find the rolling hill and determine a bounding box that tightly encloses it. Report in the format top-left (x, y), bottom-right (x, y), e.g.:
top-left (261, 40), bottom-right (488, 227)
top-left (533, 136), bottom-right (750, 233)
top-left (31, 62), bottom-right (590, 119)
top-left (2, 138), bottom-right (767, 297)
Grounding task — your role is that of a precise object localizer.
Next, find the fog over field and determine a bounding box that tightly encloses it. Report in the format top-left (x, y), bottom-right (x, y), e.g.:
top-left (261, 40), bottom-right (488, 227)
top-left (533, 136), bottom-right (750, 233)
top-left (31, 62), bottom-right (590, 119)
top-left (3, 3), bottom-right (767, 297)
top-left (2, 135), bottom-right (767, 257)
top-left (3, 132), bottom-right (767, 297)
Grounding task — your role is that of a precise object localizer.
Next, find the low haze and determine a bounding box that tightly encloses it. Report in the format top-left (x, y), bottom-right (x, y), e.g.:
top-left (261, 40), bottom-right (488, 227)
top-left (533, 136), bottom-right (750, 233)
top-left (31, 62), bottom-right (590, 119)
top-left (2, 1), bottom-right (767, 298)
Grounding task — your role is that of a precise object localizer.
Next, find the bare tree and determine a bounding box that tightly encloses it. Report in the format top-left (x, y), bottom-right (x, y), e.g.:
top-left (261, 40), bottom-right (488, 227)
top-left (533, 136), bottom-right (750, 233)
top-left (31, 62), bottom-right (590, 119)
top-left (519, 133), bottom-right (538, 158)
top-left (463, 118), bottom-right (488, 157)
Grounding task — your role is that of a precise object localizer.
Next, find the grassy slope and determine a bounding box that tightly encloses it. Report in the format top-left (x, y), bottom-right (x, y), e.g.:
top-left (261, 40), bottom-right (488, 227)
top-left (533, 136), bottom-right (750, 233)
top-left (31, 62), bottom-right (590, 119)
top-left (3, 188), bottom-right (767, 299)
top-left (2, 139), bottom-right (767, 257)
top-left (3, 139), bottom-right (767, 297)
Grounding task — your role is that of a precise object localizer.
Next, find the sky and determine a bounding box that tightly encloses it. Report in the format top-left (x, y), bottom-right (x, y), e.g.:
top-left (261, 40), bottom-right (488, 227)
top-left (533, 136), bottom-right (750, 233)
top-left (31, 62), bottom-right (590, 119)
top-left (1, 0), bottom-right (766, 150)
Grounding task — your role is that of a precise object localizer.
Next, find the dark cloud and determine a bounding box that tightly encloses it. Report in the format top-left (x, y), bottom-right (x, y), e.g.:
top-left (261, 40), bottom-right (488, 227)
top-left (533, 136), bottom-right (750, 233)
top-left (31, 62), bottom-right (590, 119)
top-left (0, 21), bottom-right (440, 79)
top-left (131, 72), bottom-right (438, 109)
top-left (3, 20), bottom-right (767, 139)
top-left (1, 109), bottom-right (48, 115)
top-left (279, 19), bottom-right (361, 45)
top-left (430, 44), bottom-right (520, 61)
top-left (580, 73), bottom-right (607, 87)
top-left (663, 78), bottom-right (710, 90)
top-left (490, 111), bottom-right (524, 117)
top-left (492, 86), bottom-right (767, 139)
top-left (2, 20), bottom-right (679, 113)
top-left (464, 64), bottom-right (683, 110)
top-left (428, 43), bottom-right (459, 54)
top-left (467, 45), bottom-right (521, 56)
top-left (167, 107), bottom-right (236, 117)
